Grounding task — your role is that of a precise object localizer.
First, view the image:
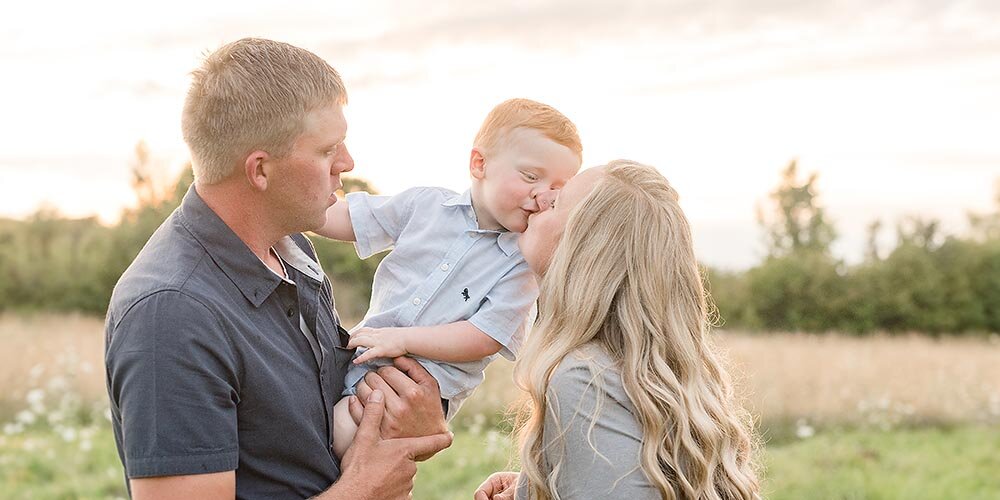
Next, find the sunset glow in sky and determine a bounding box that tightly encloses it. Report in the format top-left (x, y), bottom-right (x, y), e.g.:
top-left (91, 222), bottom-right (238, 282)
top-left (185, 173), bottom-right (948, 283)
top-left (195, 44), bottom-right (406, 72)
top-left (2, 0), bottom-right (998, 268)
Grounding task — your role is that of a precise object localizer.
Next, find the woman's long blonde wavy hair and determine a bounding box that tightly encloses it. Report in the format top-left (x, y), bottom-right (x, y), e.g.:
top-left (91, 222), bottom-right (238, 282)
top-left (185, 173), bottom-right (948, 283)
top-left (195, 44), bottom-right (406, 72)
top-left (513, 160), bottom-right (760, 500)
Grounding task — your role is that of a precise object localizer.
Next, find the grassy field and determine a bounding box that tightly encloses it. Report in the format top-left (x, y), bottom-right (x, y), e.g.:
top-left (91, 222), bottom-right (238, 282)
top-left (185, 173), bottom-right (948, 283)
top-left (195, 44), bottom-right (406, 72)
top-left (4, 423), bottom-right (999, 499)
top-left (2, 314), bottom-right (999, 498)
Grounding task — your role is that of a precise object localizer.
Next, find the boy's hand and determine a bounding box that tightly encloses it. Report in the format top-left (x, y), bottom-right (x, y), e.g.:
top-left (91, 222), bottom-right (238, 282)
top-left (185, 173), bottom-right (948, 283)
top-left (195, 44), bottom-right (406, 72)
top-left (348, 327), bottom-right (409, 364)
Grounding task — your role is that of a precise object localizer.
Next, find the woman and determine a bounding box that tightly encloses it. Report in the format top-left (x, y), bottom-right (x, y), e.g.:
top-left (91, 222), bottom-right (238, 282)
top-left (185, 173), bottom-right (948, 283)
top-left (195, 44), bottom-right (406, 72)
top-left (475, 160), bottom-right (760, 500)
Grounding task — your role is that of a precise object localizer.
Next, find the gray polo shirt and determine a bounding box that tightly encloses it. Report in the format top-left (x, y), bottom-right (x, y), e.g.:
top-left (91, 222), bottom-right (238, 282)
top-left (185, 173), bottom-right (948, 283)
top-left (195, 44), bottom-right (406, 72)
top-left (104, 186), bottom-right (354, 499)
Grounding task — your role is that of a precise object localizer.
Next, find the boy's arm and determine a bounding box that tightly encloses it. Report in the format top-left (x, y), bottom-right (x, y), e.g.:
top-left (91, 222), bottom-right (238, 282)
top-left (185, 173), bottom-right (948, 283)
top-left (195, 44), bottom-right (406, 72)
top-left (313, 198), bottom-right (356, 241)
top-left (348, 321), bottom-right (503, 364)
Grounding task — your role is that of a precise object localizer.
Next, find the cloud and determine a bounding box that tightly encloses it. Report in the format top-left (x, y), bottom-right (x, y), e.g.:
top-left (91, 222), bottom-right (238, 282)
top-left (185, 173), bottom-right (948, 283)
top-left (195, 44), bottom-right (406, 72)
top-left (307, 0), bottom-right (1000, 90)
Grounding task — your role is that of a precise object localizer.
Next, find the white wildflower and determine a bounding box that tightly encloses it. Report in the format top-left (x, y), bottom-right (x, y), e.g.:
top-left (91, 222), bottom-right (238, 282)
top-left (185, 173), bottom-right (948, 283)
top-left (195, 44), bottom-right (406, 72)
top-left (47, 376), bottom-right (68, 392)
top-left (794, 419), bottom-right (815, 439)
top-left (16, 410), bottom-right (36, 425)
top-left (26, 388), bottom-right (45, 409)
top-left (59, 426), bottom-right (78, 442)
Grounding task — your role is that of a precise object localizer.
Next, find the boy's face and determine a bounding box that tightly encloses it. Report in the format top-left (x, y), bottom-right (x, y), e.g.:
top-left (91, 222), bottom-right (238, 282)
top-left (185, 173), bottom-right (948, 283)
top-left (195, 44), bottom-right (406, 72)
top-left (471, 127), bottom-right (581, 233)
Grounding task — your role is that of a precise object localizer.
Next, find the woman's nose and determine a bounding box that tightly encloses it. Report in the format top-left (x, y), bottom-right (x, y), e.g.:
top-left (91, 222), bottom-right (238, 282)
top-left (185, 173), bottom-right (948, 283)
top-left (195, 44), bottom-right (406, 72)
top-left (536, 190), bottom-right (559, 211)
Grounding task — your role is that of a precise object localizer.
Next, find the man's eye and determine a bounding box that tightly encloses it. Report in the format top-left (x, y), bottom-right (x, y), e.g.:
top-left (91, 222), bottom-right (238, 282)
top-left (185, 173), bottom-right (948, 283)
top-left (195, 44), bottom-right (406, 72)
top-left (327, 145), bottom-right (339, 155)
top-left (523, 172), bottom-right (538, 182)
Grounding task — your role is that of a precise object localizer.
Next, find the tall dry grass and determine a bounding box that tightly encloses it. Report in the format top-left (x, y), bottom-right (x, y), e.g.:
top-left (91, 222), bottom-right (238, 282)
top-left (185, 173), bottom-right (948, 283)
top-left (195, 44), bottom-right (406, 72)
top-left (2, 314), bottom-right (999, 431)
top-left (0, 314), bottom-right (106, 419)
top-left (720, 331), bottom-right (1000, 429)
top-left (464, 331), bottom-right (1000, 431)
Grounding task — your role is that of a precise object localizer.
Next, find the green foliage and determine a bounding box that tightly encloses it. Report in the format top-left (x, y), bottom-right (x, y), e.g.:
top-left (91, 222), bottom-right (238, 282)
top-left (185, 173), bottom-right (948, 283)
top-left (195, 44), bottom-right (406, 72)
top-left (705, 167), bottom-right (1000, 334)
top-left (757, 160), bottom-right (837, 257)
top-left (743, 251), bottom-right (847, 332)
top-left (2, 146), bottom-right (998, 335)
top-left (0, 143), bottom-right (381, 320)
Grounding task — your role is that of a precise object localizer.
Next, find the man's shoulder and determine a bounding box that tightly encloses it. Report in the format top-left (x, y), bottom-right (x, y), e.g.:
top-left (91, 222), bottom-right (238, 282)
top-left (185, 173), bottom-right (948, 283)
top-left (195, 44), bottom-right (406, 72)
top-left (109, 213), bottom-right (214, 318)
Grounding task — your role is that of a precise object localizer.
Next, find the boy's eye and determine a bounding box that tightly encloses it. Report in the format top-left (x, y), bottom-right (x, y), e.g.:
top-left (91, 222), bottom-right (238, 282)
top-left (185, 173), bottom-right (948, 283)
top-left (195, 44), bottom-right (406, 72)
top-left (522, 172), bottom-right (538, 182)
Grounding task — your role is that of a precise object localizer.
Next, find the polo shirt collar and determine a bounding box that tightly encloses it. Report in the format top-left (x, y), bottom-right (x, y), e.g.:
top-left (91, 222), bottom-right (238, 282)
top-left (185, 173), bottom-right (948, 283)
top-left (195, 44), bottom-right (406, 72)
top-left (441, 189), bottom-right (473, 208)
top-left (177, 185), bottom-right (281, 308)
top-left (274, 236), bottom-right (325, 282)
top-left (443, 189), bottom-right (520, 256)
top-left (495, 232), bottom-right (520, 256)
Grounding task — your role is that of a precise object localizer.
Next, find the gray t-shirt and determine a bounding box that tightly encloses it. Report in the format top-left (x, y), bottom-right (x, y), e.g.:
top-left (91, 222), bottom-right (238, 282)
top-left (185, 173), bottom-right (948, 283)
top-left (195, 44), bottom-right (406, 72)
top-left (516, 345), bottom-right (660, 499)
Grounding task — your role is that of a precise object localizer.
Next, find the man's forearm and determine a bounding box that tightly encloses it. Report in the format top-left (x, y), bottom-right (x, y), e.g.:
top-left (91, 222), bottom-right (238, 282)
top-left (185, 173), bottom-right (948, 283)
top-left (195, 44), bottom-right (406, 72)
top-left (400, 321), bottom-right (502, 362)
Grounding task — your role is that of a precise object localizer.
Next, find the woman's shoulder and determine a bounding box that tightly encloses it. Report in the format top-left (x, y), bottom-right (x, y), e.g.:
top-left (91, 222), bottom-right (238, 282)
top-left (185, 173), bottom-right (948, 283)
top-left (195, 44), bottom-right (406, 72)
top-left (550, 344), bottom-right (635, 414)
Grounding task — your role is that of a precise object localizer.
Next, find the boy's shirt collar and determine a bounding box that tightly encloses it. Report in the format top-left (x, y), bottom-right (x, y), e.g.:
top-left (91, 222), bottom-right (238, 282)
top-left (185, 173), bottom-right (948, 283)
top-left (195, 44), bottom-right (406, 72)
top-left (441, 189), bottom-right (520, 257)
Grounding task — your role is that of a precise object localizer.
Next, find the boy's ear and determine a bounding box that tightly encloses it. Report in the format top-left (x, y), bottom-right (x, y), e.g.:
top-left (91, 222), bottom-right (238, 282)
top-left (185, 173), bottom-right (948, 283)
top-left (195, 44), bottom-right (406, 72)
top-left (469, 148), bottom-right (486, 180)
top-left (244, 150), bottom-right (270, 191)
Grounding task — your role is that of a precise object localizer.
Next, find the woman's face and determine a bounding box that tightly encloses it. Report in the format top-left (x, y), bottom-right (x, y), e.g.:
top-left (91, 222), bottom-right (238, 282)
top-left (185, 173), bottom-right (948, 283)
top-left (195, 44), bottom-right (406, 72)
top-left (518, 167), bottom-right (605, 275)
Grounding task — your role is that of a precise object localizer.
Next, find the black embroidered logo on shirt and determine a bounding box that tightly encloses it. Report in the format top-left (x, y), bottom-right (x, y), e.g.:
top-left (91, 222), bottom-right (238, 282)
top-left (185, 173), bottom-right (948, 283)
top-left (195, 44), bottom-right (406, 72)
top-left (462, 288), bottom-right (470, 301)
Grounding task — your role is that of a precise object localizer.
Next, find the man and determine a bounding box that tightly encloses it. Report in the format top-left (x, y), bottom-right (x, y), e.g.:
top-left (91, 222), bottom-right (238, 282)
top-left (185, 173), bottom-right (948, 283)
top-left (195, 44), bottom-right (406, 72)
top-left (104, 38), bottom-right (451, 499)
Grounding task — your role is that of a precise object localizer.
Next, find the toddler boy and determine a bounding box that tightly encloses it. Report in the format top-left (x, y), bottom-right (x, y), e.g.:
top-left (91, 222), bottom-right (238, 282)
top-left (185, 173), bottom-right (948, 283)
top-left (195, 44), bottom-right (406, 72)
top-left (315, 98), bottom-right (582, 458)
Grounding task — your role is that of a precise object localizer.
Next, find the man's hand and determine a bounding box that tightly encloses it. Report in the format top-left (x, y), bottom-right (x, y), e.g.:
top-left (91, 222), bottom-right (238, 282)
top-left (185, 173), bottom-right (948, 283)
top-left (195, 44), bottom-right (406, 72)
top-left (321, 390), bottom-right (452, 500)
top-left (348, 357), bottom-right (449, 460)
top-left (474, 472), bottom-right (519, 500)
top-left (347, 327), bottom-right (408, 364)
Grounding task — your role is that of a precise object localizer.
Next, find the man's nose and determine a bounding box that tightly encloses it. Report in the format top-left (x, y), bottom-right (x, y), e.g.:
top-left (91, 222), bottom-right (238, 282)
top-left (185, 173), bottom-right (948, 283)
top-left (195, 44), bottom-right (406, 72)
top-left (338, 144), bottom-right (355, 173)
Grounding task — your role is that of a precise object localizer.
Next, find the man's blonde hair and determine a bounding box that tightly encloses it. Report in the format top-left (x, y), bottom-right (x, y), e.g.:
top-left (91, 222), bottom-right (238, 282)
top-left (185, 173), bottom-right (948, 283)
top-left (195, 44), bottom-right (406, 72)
top-left (473, 98), bottom-right (582, 159)
top-left (181, 38), bottom-right (348, 184)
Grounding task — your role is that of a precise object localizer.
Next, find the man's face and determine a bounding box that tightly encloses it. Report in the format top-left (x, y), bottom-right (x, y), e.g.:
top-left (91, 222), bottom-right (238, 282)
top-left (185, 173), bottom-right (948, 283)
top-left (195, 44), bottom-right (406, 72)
top-left (268, 104), bottom-right (354, 233)
top-left (473, 127), bottom-right (581, 233)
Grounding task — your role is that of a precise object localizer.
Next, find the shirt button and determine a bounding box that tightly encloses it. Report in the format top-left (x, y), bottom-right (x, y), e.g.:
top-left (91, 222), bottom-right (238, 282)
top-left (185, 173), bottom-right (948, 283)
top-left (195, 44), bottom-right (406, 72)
top-left (440, 263), bottom-right (449, 271)
top-left (412, 298), bottom-right (421, 306)
top-left (286, 307), bottom-right (295, 318)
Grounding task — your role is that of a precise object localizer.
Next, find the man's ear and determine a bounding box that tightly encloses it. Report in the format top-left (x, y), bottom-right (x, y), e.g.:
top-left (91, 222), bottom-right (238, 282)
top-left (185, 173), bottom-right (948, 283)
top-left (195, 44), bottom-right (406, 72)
top-left (469, 148), bottom-right (486, 180)
top-left (244, 150), bottom-right (270, 191)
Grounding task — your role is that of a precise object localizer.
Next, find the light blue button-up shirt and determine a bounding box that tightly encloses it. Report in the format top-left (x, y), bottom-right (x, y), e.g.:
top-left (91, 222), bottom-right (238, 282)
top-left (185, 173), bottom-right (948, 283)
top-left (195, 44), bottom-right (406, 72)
top-left (343, 187), bottom-right (538, 415)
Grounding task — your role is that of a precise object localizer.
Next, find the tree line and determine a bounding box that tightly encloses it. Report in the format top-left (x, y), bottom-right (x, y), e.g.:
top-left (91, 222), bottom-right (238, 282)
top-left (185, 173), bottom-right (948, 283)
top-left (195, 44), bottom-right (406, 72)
top-left (0, 143), bottom-right (381, 321)
top-left (709, 161), bottom-right (1000, 334)
top-left (1, 146), bottom-right (997, 334)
